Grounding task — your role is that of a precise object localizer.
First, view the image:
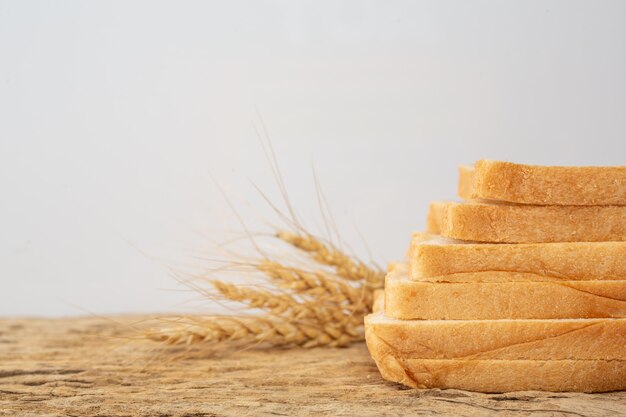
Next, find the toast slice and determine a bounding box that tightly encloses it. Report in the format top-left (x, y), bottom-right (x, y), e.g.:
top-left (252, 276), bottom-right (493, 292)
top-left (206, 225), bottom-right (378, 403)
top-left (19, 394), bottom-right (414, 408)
top-left (365, 313), bottom-right (626, 360)
top-left (458, 160), bottom-right (626, 205)
top-left (372, 289), bottom-right (385, 313)
top-left (366, 330), bottom-right (626, 392)
top-left (385, 265), bottom-right (626, 320)
top-left (426, 201), bottom-right (626, 243)
top-left (409, 232), bottom-right (626, 280)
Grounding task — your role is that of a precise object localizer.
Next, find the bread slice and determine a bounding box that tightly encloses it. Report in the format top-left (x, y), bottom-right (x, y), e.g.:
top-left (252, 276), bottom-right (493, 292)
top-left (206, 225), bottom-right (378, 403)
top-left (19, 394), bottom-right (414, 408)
top-left (372, 289), bottom-right (385, 313)
top-left (409, 232), bottom-right (626, 281)
top-left (366, 330), bottom-right (626, 392)
top-left (385, 265), bottom-right (626, 320)
top-left (458, 160), bottom-right (626, 205)
top-left (426, 201), bottom-right (626, 243)
top-left (365, 313), bottom-right (626, 360)
top-left (373, 289), bottom-right (384, 313)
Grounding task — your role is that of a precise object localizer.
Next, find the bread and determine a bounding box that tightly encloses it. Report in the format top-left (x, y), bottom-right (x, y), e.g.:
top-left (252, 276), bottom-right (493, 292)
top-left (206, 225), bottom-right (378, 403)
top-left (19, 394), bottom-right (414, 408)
top-left (409, 232), bottom-right (626, 281)
top-left (366, 329), bottom-right (626, 392)
top-left (458, 159), bottom-right (626, 205)
top-left (457, 164), bottom-right (475, 202)
top-left (366, 295), bottom-right (626, 391)
top-left (368, 159), bottom-right (626, 392)
top-left (365, 312), bottom-right (626, 360)
top-left (385, 265), bottom-right (626, 320)
top-left (372, 289), bottom-right (385, 313)
top-left (426, 201), bottom-right (626, 243)
top-left (373, 288), bottom-right (384, 313)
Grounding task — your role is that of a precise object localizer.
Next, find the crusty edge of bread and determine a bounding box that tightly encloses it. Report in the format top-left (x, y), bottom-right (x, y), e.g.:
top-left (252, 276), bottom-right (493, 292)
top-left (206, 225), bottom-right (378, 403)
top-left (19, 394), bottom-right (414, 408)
top-left (457, 164), bottom-right (476, 200)
top-left (372, 289), bottom-right (384, 313)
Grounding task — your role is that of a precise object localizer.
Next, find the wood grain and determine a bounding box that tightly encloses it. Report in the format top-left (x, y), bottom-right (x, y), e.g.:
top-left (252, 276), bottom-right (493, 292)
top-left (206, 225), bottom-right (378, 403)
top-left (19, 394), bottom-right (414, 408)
top-left (1, 316), bottom-right (625, 417)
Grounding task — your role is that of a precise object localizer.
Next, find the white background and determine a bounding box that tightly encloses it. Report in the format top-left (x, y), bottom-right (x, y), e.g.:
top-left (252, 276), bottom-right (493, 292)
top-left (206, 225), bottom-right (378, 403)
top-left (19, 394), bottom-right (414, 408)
top-left (1, 1), bottom-right (625, 316)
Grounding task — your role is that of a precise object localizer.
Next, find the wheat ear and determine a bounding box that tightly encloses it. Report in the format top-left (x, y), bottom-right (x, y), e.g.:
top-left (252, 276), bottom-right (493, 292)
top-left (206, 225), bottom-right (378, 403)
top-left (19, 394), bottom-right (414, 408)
top-left (149, 229), bottom-right (381, 349)
top-left (256, 260), bottom-right (372, 312)
top-left (146, 316), bottom-right (361, 348)
top-left (276, 231), bottom-right (384, 288)
top-left (210, 281), bottom-right (363, 326)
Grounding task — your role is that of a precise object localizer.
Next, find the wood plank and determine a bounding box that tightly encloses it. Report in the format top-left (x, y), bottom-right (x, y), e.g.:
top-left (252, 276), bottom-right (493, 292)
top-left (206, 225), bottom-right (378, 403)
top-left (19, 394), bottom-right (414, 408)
top-left (1, 316), bottom-right (624, 416)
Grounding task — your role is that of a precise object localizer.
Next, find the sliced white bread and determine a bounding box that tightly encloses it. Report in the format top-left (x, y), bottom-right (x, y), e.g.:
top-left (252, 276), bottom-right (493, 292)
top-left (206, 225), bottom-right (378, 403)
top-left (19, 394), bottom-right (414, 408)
top-left (366, 344), bottom-right (626, 392)
top-left (385, 265), bottom-right (626, 320)
top-left (365, 313), bottom-right (626, 360)
top-left (409, 232), bottom-right (626, 281)
top-left (458, 160), bottom-right (626, 206)
top-left (426, 201), bottom-right (626, 243)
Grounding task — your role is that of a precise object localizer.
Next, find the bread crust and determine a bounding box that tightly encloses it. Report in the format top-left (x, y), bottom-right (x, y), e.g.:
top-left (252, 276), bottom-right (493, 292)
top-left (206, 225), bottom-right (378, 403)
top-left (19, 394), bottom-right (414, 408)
top-left (372, 289), bottom-right (385, 313)
top-left (365, 327), bottom-right (626, 392)
top-left (458, 160), bottom-right (626, 206)
top-left (410, 232), bottom-right (626, 280)
top-left (385, 266), bottom-right (626, 320)
top-left (427, 201), bottom-right (626, 243)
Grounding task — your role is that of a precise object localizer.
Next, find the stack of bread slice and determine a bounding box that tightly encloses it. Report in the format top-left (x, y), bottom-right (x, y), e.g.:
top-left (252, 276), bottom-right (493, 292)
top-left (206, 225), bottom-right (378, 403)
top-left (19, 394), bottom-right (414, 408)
top-left (365, 160), bottom-right (626, 392)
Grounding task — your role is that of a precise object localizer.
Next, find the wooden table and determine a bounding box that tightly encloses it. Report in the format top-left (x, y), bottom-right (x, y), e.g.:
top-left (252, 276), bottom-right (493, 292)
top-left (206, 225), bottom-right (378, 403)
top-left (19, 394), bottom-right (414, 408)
top-left (1, 316), bottom-right (624, 416)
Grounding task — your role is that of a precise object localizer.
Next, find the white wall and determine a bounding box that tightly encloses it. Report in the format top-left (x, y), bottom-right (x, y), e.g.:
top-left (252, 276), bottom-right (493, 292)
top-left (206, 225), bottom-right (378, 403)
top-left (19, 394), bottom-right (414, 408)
top-left (1, 0), bottom-right (625, 316)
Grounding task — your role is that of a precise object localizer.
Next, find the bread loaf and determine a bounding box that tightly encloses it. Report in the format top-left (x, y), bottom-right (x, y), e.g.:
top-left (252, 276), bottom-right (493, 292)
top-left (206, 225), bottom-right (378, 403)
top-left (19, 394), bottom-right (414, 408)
top-left (368, 160), bottom-right (626, 392)
top-left (458, 159), bottom-right (626, 205)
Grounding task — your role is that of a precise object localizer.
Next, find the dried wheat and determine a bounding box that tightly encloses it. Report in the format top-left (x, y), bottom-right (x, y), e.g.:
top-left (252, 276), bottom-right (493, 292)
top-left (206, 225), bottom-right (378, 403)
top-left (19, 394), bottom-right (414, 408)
top-left (211, 280), bottom-right (362, 326)
top-left (256, 260), bottom-right (372, 312)
top-left (149, 226), bottom-right (381, 350)
top-left (276, 231), bottom-right (384, 288)
top-left (146, 315), bottom-right (362, 348)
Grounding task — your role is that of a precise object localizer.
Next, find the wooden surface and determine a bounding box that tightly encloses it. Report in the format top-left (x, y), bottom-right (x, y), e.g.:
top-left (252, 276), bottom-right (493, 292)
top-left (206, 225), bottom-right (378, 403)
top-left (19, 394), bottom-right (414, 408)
top-left (1, 316), bottom-right (625, 417)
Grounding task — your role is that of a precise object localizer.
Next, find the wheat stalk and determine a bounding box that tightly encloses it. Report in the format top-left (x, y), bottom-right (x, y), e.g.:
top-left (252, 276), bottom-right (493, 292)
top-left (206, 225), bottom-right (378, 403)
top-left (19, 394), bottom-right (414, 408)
top-left (148, 229), bottom-right (383, 350)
